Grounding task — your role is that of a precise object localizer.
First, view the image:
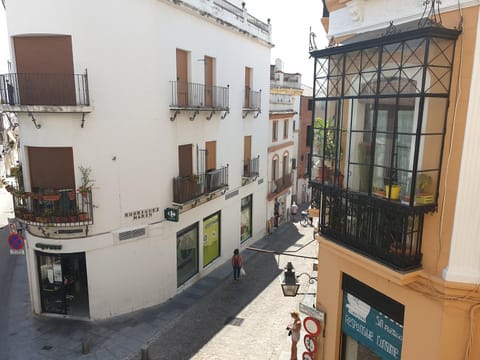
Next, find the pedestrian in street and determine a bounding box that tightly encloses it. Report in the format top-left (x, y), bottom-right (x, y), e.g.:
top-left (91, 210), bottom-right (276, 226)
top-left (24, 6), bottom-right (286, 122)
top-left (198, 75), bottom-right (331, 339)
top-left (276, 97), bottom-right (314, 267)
top-left (290, 202), bottom-right (298, 221)
top-left (286, 310), bottom-right (301, 360)
top-left (274, 198), bottom-right (280, 227)
top-left (231, 248), bottom-right (243, 281)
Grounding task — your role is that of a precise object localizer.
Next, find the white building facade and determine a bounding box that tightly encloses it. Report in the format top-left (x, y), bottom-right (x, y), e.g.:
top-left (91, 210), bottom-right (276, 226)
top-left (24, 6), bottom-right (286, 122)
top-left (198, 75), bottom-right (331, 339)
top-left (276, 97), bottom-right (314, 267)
top-left (267, 59), bottom-right (302, 228)
top-left (1, 0), bottom-right (271, 320)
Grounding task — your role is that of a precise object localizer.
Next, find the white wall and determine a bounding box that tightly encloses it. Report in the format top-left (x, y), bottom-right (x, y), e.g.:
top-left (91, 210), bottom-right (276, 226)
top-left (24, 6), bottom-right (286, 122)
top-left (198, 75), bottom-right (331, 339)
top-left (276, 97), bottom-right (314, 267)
top-left (7, 0), bottom-right (271, 318)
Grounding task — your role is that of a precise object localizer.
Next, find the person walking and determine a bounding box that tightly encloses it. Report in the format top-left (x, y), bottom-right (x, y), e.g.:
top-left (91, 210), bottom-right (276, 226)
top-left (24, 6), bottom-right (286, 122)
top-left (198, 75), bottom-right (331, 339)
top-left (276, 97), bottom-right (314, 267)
top-left (286, 310), bottom-right (302, 360)
top-left (231, 249), bottom-right (243, 281)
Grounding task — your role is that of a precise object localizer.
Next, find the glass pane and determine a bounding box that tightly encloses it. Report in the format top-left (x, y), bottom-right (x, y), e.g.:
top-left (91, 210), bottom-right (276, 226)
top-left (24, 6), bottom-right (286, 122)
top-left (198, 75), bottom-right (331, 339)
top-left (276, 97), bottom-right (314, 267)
top-left (361, 47), bottom-right (379, 72)
top-left (203, 212), bottom-right (220, 267)
top-left (403, 38), bottom-right (426, 66)
top-left (382, 42), bottom-right (403, 70)
top-left (418, 134), bottom-right (442, 171)
top-left (177, 224), bottom-right (199, 286)
top-left (348, 163), bottom-right (370, 193)
top-left (413, 170), bottom-right (437, 205)
top-left (423, 98), bottom-right (447, 133)
top-left (425, 66), bottom-right (451, 94)
top-left (428, 38), bottom-right (455, 67)
top-left (241, 195), bottom-right (252, 242)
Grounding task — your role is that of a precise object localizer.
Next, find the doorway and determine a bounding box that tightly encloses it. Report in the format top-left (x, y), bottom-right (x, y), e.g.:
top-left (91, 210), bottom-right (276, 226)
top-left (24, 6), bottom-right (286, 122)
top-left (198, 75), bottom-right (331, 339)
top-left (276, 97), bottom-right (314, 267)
top-left (36, 251), bottom-right (89, 317)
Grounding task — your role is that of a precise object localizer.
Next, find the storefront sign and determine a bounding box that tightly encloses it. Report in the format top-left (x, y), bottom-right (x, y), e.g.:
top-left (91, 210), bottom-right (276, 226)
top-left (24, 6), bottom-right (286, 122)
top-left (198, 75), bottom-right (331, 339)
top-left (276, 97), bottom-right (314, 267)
top-left (164, 207), bottom-right (179, 222)
top-left (342, 293), bottom-right (403, 360)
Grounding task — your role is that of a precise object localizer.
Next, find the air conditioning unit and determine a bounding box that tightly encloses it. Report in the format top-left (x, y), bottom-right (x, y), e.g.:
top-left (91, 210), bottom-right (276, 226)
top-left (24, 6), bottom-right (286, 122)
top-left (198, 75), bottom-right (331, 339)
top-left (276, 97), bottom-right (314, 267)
top-left (207, 169), bottom-right (222, 191)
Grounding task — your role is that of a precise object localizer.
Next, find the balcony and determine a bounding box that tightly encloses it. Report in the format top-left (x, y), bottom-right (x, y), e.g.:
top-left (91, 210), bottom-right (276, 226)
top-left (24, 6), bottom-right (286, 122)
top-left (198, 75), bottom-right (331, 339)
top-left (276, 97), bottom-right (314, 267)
top-left (173, 166), bottom-right (229, 204)
top-left (243, 87), bottom-right (261, 118)
top-left (243, 155), bottom-right (259, 179)
top-left (9, 187), bottom-right (93, 226)
top-left (313, 185), bottom-right (423, 271)
top-left (169, 81), bottom-right (229, 121)
top-left (268, 172), bottom-right (292, 199)
top-left (0, 72), bottom-right (92, 113)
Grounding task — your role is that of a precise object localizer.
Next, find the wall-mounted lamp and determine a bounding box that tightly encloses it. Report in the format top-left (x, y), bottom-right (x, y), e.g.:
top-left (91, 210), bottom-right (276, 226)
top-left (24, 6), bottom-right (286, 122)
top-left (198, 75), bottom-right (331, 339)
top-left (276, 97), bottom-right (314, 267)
top-left (281, 261), bottom-right (317, 297)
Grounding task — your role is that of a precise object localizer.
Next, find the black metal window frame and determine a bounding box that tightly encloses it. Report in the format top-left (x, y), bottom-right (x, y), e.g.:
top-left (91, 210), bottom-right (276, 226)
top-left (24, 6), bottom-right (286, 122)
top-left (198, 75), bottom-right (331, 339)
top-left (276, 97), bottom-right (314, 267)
top-left (309, 22), bottom-right (460, 271)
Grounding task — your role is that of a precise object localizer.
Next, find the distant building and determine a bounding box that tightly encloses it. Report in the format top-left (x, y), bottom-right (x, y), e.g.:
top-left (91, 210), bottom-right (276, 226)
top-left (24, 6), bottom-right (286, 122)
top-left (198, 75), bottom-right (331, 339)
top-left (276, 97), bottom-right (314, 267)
top-left (268, 59), bottom-right (303, 228)
top-left (310, 0), bottom-right (480, 359)
top-left (0, 0), bottom-right (272, 320)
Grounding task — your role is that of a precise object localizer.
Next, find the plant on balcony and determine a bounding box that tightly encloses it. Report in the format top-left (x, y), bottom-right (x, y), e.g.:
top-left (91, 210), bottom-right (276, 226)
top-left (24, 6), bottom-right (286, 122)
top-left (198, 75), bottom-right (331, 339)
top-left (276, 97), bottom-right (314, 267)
top-left (314, 117), bottom-right (342, 182)
top-left (42, 189), bottom-right (60, 201)
top-left (78, 165), bottom-right (94, 196)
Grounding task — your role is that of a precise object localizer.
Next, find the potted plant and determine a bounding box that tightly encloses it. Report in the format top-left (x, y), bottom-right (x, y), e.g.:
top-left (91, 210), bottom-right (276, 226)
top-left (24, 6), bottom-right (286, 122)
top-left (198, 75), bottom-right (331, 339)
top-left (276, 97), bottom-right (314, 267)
top-left (78, 165), bottom-right (94, 197)
top-left (415, 173), bottom-right (434, 204)
top-left (42, 189), bottom-right (60, 201)
top-left (314, 117), bottom-right (340, 182)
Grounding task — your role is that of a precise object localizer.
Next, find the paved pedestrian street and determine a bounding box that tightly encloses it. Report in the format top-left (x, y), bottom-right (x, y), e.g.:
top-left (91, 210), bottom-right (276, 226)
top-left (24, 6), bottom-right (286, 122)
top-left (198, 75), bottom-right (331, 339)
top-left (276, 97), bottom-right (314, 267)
top-left (130, 221), bottom-right (318, 360)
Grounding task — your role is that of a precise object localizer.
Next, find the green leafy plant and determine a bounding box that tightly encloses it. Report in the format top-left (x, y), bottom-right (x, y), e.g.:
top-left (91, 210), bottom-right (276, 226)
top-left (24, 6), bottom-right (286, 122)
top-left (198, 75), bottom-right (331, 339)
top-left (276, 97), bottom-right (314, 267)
top-left (78, 166), bottom-right (94, 192)
top-left (314, 117), bottom-right (337, 161)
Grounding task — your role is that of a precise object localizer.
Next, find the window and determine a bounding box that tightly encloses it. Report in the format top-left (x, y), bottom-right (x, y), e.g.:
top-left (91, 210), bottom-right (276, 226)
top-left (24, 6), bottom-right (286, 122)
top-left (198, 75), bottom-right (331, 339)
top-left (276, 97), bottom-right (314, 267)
top-left (284, 119), bottom-right (289, 139)
top-left (240, 195), bottom-right (252, 242)
top-left (203, 212), bottom-right (220, 267)
top-left (272, 120), bottom-right (278, 141)
top-left (177, 223), bottom-right (199, 286)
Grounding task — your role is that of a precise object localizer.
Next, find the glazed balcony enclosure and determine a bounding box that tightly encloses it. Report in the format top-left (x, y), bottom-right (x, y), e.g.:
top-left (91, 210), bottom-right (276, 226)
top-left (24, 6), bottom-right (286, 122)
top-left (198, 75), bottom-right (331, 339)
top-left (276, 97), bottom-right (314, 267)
top-left (173, 166), bottom-right (229, 204)
top-left (309, 20), bottom-right (460, 270)
top-left (9, 187), bottom-right (93, 226)
top-left (0, 72), bottom-right (90, 108)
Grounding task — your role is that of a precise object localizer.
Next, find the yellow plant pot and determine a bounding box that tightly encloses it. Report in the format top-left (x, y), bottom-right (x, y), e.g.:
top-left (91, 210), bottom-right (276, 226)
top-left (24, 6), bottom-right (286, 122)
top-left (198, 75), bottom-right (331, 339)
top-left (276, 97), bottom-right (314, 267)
top-left (385, 185), bottom-right (401, 200)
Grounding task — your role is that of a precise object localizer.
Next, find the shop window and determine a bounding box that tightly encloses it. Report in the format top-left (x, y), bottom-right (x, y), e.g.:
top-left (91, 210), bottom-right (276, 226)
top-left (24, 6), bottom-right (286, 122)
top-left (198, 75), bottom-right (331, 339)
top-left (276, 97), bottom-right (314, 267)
top-left (203, 212), bottom-right (221, 267)
top-left (36, 251), bottom-right (89, 317)
top-left (177, 223), bottom-right (199, 286)
top-left (240, 194), bottom-right (252, 242)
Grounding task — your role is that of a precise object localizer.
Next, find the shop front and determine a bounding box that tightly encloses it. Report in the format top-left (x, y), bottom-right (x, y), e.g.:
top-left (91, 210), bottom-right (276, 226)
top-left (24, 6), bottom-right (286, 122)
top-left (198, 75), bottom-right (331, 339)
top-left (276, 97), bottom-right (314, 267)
top-left (36, 251), bottom-right (89, 317)
top-left (341, 274), bottom-right (404, 360)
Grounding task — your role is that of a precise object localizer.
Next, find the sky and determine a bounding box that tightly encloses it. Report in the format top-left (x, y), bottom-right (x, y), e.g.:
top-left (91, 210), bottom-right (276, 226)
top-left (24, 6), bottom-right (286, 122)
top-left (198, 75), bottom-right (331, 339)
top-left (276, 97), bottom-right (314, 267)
top-left (0, 1), bottom-right (327, 85)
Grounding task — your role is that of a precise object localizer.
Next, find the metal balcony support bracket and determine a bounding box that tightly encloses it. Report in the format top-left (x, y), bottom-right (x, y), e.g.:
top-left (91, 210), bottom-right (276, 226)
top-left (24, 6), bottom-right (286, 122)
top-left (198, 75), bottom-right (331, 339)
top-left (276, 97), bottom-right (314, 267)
top-left (170, 110), bottom-right (180, 121)
top-left (80, 113), bottom-right (86, 128)
top-left (189, 110), bottom-right (199, 121)
top-left (242, 110), bottom-right (248, 119)
top-left (221, 108), bottom-right (229, 119)
top-left (28, 112), bottom-right (41, 129)
top-left (254, 109), bottom-right (261, 119)
top-left (206, 110), bottom-right (215, 120)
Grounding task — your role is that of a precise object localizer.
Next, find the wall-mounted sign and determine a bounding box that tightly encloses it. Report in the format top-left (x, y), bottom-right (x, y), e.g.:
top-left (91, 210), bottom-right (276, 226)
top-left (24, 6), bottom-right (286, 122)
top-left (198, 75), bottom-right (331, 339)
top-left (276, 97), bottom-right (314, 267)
top-left (342, 293), bottom-right (403, 360)
top-left (164, 207), bottom-right (179, 222)
top-left (124, 207), bottom-right (160, 220)
top-left (304, 334), bottom-right (317, 353)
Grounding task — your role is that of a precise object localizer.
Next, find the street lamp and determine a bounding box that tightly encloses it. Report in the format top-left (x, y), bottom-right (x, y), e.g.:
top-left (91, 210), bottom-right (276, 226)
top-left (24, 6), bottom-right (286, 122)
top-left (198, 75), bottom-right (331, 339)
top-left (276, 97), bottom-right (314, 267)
top-left (281, 261), bottom-right (317, 297)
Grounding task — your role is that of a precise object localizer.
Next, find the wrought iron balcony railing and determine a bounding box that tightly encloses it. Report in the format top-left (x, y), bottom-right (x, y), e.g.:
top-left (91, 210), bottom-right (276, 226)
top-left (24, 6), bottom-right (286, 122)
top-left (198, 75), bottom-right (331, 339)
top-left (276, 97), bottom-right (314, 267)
top-left (313, 185), bottom-right (424, 271)
top-left (268, 173), bottom-right (292, 196)
top-left (243, 155), bottom-right (260, 178)
top-left (0, 72), bottom-right (90, 107)
top-left (173, 166), bottom-right (229, 204)
top-left (170, 81), bottom-right (229, 109)
top-left (9, 188), bottom-right (93, 226)
top-left (244, 87), bottom-right (261, 110)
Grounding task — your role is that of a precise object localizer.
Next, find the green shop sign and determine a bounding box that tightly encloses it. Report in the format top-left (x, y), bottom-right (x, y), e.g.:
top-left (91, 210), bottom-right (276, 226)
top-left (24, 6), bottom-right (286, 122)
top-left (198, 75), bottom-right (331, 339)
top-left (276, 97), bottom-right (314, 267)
top-left (342, 293), bottom-right (403, 360)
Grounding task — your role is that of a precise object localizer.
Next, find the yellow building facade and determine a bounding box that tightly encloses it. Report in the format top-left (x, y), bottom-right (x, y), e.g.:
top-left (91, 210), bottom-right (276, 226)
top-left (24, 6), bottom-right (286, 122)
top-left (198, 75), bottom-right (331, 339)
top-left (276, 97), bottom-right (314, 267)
top-left (310, 1), bottom-right (480, 359)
